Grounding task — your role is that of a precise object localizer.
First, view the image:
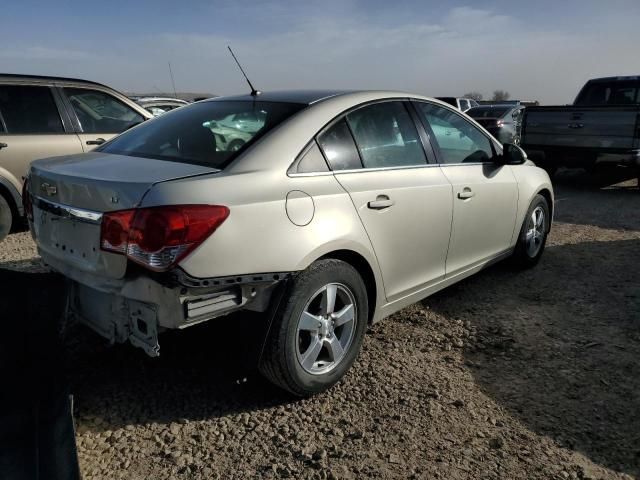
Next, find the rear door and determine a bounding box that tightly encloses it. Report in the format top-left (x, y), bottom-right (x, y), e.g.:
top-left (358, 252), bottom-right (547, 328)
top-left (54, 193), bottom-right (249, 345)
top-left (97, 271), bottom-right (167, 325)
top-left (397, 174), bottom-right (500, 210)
top-left (317, 101), bottom-right (453, 302)
top-left (60, 86), bottom-right (147, 150)
top-left (413, 101), bottom-right (518, 276)
top-left (0, 84), bottom-right (83, 191)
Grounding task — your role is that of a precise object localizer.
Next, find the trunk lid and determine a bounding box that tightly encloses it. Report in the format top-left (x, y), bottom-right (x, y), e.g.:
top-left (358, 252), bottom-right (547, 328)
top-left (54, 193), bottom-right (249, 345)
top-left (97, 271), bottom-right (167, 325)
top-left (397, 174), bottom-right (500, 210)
top-left (29, 152), bottom-right (218, 280)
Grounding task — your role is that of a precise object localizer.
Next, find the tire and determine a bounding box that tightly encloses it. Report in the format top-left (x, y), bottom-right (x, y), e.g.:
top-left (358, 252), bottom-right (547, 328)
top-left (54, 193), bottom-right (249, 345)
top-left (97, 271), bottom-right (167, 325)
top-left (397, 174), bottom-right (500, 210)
top-left (512, 194), bottom-right (550, 268)
top-left (259, 259), bottom-right (368, 397)
top-left (0, 194), bottom-right (13, 243)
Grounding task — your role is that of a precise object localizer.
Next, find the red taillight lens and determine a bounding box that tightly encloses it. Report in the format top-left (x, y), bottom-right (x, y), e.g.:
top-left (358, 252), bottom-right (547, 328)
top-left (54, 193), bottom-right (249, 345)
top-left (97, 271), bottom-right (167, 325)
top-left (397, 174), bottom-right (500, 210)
top-left (22, 179), bottom-right (33, 221)
top-left (100, 205), bottom-right (229, 272)
top-left (101, 210), bottom-right (135, 253)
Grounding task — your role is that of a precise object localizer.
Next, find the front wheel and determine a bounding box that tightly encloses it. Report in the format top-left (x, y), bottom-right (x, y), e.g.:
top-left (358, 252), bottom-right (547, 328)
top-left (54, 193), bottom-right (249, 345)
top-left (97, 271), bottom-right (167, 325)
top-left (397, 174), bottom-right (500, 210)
top-left (512, 194), bottom-right (550, 268)
top-left (259, 259), bottom-right (368, 396)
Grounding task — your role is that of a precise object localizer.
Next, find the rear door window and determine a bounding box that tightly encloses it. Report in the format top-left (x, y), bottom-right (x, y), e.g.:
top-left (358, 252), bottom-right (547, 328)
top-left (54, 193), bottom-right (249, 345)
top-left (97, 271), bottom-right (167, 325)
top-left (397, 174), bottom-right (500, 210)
top-left (575, 80), bottom-right (640, 105)
top-left (0, 85), bottom-right (64, 134)
top-left (64, 88), bottom-right (145, 133)
top-left (345, 101), bottom-right (427, 168)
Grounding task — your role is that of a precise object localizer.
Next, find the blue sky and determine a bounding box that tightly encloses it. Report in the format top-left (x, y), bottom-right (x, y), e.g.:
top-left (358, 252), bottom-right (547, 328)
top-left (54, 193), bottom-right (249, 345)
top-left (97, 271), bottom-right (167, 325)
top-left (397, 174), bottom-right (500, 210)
top-left (1, 0), bottom-right (639, 103)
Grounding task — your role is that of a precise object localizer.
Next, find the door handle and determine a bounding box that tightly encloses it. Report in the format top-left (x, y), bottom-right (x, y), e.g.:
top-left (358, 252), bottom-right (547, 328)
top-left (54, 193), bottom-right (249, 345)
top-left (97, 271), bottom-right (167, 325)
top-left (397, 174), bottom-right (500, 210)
top-left (457, 188), bottom-right (475, 200)
top-left (567, 123), bottom-right (584, 129)
top-left (368, 195), bottom-right (395, 210)
top-left (0, 143), bottom-right (7, 150)
top-left (86, 138), bottom-right (106, 146)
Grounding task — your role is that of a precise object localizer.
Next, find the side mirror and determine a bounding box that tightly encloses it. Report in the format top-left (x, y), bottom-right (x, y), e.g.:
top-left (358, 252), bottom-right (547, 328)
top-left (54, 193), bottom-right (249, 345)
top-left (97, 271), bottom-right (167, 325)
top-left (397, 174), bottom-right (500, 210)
top-left (499, 143), bottom-right (528, 165)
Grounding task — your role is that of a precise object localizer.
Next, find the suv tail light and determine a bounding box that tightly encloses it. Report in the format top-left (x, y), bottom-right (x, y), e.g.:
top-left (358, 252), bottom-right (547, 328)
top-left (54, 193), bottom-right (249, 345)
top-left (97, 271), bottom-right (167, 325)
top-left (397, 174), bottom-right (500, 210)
top-left (22, 178), bottom-right (33, 221)
top-left (101, 205), bottom-right (229, 271)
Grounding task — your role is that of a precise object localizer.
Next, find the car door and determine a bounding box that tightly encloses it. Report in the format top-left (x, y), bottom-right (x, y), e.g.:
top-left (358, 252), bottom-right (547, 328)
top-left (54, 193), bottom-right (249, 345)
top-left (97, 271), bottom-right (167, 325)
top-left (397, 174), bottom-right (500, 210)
top-left (413, 101), bottom-right (518, 276)
top-left (60, 87), bottom-right (146, 150)
top-left (317, 101), bottom-right (453, 302)
top-left (0, 84), bottom-right (83, 192)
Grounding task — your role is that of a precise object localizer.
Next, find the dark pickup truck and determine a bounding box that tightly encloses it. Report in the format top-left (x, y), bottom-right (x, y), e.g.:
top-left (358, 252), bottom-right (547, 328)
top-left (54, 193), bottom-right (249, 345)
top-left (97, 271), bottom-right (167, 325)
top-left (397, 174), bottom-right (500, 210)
top-left (521, 76), bottom-right (640, 176)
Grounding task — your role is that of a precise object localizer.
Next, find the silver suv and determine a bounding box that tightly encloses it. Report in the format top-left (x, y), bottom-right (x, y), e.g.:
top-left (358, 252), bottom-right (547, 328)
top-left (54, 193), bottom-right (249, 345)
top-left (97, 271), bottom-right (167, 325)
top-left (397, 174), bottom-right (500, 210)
top-left (0, 74), bottom-right (152, 241)
top-left (27, 90), bottom-right (553, 396)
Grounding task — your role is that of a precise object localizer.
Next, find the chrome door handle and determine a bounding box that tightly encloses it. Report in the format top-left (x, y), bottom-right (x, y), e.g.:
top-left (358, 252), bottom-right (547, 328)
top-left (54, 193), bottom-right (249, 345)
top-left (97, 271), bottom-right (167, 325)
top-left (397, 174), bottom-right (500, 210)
top-left (368, 196), bottom-right (395, 210)
top-left (457, 189), bottom-right (475, 199)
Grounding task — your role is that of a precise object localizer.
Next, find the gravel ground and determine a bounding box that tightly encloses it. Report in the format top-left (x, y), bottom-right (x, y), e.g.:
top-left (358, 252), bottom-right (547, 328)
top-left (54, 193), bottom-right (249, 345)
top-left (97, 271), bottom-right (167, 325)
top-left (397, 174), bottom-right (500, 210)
top-left (1, 171), bottom-right (639, 479)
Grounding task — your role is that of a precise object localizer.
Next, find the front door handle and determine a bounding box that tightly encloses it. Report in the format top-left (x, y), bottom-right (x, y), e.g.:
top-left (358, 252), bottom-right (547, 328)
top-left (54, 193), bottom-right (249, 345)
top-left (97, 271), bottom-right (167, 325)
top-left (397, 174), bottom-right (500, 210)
top-left (457, 188), bottom-right (475, 200)
top-left (0, 143), bottom-right (7, 150)
top-left (86, 138), bottom-right (106, 146)
top-left (368, 195), bottom-right (395, 210)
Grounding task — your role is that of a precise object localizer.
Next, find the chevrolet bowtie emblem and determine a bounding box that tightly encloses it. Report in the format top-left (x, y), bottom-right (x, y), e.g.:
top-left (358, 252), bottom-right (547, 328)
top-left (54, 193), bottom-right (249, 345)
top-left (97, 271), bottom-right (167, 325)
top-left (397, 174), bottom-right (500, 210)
top-left (40, 182), bottom-right (57, 196)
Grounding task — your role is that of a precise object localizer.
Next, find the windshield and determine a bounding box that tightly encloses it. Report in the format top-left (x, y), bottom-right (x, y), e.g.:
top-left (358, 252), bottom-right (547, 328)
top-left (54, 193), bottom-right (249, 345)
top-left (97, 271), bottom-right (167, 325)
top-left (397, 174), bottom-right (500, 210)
top-left (467, 107), bottom-right (511, 118)
top-left (575, 80), bottom-right (640, 106)
top-left (99, 100), bottom-right (306, 168)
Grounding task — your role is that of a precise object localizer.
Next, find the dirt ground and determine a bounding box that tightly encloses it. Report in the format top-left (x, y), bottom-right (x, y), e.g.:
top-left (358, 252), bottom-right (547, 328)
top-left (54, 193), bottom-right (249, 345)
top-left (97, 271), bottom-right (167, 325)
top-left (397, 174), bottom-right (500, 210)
top-left (1, 170), bottom-right (639, 479)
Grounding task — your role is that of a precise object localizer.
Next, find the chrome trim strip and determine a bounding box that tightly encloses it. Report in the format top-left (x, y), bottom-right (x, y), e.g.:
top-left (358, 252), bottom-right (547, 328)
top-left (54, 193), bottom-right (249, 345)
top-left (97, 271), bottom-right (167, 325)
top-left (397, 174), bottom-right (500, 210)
top-left (289, 161), bottom-right (497, 176)
top-left (33, 196), bottom-right (103, 224)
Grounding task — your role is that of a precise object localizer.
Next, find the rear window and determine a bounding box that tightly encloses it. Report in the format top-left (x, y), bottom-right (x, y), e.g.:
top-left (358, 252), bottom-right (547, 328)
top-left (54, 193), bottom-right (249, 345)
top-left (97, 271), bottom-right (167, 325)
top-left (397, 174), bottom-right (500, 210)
top-left (100, 100), bottom-right (306, 169)
top-left (467, 107), bottom-right (511, 118)
top-left (575, 80), bottom-right (640, 106)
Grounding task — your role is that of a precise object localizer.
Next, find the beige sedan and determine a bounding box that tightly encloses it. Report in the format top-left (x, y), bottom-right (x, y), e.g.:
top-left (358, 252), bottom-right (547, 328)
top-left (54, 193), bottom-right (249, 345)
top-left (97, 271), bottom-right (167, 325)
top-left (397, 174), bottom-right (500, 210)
top-left (26, 90), bottom-right (553, 396)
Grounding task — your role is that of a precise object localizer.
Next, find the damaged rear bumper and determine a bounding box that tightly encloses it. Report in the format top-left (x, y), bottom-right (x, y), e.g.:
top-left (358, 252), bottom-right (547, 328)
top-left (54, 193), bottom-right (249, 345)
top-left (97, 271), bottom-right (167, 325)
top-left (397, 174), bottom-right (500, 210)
top-left (59, 263), bottom-right (293, 357)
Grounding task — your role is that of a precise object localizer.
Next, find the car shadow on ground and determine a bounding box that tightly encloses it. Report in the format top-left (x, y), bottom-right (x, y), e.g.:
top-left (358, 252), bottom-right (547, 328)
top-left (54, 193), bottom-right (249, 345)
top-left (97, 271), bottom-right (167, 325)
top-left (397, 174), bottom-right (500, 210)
top-left (552, 169), bottom-right (640, 231)
top-left (425, 238), bottom-right (640, 477)
top-left (0, 263), bottom-right (294, 436)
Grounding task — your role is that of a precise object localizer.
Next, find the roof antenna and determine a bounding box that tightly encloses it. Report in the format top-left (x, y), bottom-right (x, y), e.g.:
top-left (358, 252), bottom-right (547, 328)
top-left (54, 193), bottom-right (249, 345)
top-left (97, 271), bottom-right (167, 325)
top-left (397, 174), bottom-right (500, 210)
top-left (227, 46), bottom-right (261, 96)
top-left (168, 61), bottom-right (178, 99)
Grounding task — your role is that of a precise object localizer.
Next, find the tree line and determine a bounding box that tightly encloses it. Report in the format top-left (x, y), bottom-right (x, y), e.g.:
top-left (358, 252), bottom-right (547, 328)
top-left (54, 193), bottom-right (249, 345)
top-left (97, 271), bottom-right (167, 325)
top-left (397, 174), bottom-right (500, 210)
top-left (463, 90), bottom-right (510, 102)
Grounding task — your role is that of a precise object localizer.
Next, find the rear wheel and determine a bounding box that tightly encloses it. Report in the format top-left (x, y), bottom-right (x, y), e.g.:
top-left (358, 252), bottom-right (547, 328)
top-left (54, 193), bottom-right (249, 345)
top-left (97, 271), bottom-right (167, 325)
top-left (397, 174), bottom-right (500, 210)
top-left (259, 259), bottom-right (368, 396)
top-left (0, 194), bottom-right (13, 243)
top-left (512, 194), bottom-right (550, 268)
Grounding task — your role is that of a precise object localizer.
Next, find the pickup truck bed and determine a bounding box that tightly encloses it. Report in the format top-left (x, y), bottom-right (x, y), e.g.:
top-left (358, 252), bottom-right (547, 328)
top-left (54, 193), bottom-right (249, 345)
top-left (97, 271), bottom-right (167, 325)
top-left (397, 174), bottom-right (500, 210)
top-left (520, 76), bottom-right (640, 175)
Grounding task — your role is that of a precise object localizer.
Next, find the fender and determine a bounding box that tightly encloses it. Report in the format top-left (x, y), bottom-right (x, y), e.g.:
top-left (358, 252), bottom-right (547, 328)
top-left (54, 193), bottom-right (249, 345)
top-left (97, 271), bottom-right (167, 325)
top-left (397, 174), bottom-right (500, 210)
top-left (0, 173), bottom-right (23, 215)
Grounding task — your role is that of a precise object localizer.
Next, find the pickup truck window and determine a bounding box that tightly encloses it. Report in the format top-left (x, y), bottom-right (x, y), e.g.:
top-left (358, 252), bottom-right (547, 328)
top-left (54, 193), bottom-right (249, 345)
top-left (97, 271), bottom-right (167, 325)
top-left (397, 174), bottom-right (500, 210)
top-left (575, 80), bottom-right (639, 106)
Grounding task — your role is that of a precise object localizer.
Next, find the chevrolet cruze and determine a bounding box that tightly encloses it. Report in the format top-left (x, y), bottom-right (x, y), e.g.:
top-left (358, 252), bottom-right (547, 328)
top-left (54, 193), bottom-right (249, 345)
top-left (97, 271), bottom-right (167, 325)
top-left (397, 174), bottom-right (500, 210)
top-left (26, 90), bottom-right (553, 396)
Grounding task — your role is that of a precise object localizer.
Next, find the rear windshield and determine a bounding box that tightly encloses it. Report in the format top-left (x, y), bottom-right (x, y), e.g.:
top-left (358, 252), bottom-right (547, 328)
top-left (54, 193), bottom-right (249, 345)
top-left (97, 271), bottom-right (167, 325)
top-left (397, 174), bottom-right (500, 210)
top-left (99, 100), bottom-right (306, 168)
top-left (467, 107), bottom-right (511, 118)
top-left (575, 80), bottom-right (640, 106)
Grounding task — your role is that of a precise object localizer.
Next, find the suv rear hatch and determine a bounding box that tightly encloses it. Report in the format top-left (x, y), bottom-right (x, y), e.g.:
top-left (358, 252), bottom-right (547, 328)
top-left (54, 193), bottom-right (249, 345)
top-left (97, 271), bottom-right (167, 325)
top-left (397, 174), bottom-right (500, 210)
top-left (29, 152), bottom-right (218, 280)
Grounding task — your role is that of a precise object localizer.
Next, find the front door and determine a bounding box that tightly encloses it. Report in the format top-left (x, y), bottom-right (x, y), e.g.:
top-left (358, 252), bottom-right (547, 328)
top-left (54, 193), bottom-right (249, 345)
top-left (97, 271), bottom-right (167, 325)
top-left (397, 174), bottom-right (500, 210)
top-left (61, 87), bottom-right (146, 151)
top-left (414, 101), bottom-right (518, 276)
top-left (317, 101), bottom-right (453, 302)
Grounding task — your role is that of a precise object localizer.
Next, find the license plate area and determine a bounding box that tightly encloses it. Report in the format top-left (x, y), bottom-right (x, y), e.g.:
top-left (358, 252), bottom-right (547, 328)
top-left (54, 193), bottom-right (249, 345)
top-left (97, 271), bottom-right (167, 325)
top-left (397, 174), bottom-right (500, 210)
top-left (33, 201), bottom-right (103, 271)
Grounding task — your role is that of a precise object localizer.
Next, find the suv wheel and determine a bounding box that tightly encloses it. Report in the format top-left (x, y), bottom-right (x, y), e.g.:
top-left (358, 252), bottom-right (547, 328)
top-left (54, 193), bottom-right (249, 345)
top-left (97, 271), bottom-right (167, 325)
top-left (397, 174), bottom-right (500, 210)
top-left (0, 194), bottom-right (13, 242)
top-left (260, 259), bottom-right (368, 396)
top-left (512, 194), bottom-right (550, 268)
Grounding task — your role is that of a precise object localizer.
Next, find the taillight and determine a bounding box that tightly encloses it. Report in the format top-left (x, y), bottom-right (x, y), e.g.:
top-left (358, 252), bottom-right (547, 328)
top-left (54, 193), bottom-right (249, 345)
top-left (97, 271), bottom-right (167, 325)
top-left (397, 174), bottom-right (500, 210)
top-left (22, 178), bottom-right (33, 221)
top-left (100, 205), bottom-right (229, 272)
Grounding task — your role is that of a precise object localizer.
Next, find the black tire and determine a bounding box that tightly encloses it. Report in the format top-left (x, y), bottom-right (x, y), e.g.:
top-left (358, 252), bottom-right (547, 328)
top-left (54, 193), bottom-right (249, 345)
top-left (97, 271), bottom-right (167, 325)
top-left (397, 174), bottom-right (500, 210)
top-left (512, 194), bottom-right (550, 268)
top-left (0, 194), bottom-right (13, 243)
top-left (259, 259), bottom-right (368, 397)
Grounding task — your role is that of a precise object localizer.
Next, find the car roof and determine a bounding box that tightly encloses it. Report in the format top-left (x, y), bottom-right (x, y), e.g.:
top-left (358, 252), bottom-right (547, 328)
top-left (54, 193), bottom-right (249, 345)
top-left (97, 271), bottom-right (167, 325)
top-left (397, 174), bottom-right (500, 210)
top-left (207, 89), bottom-right (462, 107)
top-left (206, 90), bottom-right (355, 105)
top-left (0, 73), bottom-right (111, 88)
top-left (587, 75), bottom-right (640, 83)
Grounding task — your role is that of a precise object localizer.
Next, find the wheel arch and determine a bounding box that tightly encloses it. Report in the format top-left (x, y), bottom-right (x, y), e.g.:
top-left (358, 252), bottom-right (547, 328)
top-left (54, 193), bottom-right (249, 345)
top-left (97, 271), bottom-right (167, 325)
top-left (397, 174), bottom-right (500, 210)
top-left (316, 249), bottom-right (379, 325)
top-left (537, 188), bottom-right (553, 230)
top-left (0, 179), bottom-right (21, 231)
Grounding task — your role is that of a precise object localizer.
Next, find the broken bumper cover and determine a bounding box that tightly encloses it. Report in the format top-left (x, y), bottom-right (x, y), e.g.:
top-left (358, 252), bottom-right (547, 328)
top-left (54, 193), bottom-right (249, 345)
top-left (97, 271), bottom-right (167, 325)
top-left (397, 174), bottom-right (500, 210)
top-left (54, 259), bottom-right (293, 357)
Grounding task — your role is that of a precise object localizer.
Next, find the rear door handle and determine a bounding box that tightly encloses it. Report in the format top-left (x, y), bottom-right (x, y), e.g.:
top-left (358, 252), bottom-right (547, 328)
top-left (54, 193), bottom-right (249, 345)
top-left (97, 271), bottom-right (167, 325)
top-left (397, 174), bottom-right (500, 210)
top-left (0, 143), bottom-right (7, 150)
top-left (457, 188), bottom-right (475, 199)
top-left (86, 138), bottom-right (106, 146)
top-left (368, 195), bottom-right (395, 210)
